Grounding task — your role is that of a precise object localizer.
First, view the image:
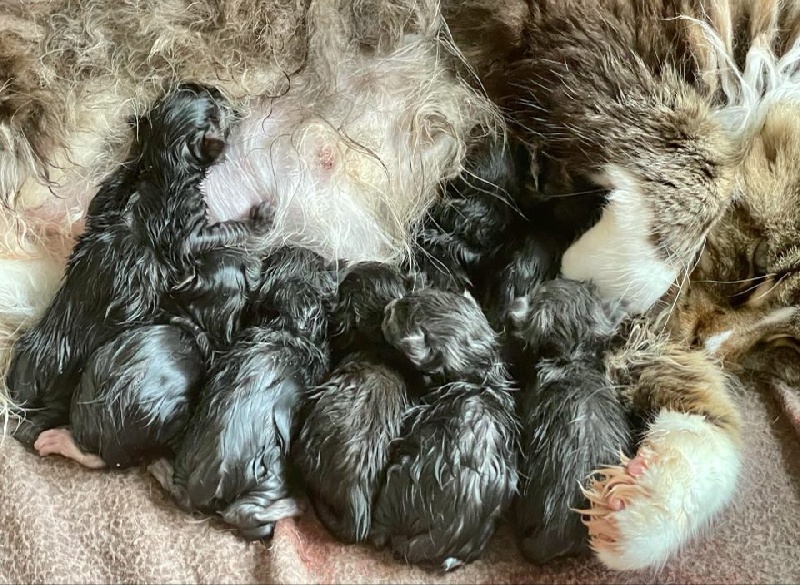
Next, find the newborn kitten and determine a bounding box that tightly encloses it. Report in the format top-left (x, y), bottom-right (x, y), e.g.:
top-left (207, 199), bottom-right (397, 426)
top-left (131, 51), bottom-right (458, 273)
top-left (411, 137), bottom-right (529, 293)
top-left (58, 323), bottom-right (205, 469)
top-left (372, 289), bottom-right (518, 571)
top-left (151, 246), bottom-right (336, 540)
top-left (506, 278), bottom-right (634, 564)
top-left (9, 83), bottom-right (268, 465)
top-left (294, 262), bottom-right (423, 544)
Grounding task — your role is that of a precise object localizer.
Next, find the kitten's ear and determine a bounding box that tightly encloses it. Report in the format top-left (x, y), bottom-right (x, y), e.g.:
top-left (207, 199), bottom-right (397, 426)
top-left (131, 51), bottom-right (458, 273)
top-left (331, 294), bottom-right (359, 337)
top-left (506, 295), bottom-right (531, 328)
top-left (404, 269), bottom-right (427, 292)
top-left (462, 289), bottom-right (477, 303)
top-left (397, 328), bottom-right (431, 366)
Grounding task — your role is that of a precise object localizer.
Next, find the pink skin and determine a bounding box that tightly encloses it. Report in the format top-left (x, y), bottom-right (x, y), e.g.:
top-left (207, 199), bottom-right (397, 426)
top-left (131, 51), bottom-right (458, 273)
top-left (626, 456), bottom-right (648, 478)
top-left (34, 428), bottom-right (106, 470)
top-left (606, 456), bottom-right (648, 511)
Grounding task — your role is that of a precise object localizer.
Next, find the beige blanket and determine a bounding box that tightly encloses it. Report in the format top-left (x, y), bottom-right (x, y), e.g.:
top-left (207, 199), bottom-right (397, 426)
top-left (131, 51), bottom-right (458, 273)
top-left (1, 381), bottom-right (798, 585)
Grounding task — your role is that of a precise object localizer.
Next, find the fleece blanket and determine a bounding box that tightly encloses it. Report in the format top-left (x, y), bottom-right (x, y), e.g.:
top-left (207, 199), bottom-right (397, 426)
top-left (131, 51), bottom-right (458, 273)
top-left (1, 377), bottom-right (798, 585)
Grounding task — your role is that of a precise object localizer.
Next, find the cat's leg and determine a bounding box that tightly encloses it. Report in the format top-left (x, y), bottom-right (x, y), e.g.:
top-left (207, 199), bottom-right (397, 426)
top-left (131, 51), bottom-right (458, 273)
top-left (496, 9), bottom-right (738, 314)
top-left (33, 428), bottom-right (107, 469)
top-left (580, 334), bottom-right (742, 571)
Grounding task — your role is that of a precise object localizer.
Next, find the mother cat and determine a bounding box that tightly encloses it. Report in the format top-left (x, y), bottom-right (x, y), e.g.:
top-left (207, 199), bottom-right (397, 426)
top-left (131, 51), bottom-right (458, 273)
top-left (441, 0), bottom-right (800, 571)
top-left (1, 0), bottom-right (798, 574)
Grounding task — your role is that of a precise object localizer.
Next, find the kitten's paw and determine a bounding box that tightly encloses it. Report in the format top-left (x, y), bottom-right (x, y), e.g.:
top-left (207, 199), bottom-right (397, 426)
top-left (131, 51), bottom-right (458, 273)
top-left (147, 458), bottom-right (175, 489)
top-left (248, 201), bottom-right (276, 233)
top-left (34, 428), bottom-right (106, 469)
top-left (578, 410), bottom-right (740, 571)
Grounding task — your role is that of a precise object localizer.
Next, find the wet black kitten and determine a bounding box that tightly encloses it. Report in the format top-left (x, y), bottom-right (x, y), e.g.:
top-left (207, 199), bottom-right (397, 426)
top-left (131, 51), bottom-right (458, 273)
top-left (372, 289), bottom-right (518, 571)
top-left (413, 134), bottom-right (603, 329)
top-left (150, 246), bottom-right (336, 540)
top-left (411, 137), bottom-right (529, 293)
top-left (294, 262), bottom-right (424, 544)
top-left (506, 278), bottom-right (634, 564)
top-left (64, 323), bottom-right (205, 469)
top-left (9, 83), bottom-right (268, 460)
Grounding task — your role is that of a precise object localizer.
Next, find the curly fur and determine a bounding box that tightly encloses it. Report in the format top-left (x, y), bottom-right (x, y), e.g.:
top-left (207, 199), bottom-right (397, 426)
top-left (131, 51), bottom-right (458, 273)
top-left (2, 0), bottom-right (791, 572)
top-left (408, 136), bottom-right (530, 293)
top-left (436, 0), bottom-right (760, 571)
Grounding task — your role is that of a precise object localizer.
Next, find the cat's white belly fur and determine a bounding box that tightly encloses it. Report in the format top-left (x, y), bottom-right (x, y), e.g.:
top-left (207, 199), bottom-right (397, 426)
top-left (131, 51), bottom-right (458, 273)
top-left (202, 37), bottom-right (484, 264)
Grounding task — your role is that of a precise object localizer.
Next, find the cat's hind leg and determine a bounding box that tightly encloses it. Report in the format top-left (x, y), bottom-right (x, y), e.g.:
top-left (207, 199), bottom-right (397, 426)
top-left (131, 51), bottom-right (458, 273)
top-left (580, 334), bottom-right (742, 571)
top-left (33, 428), bottom-right (107, 469)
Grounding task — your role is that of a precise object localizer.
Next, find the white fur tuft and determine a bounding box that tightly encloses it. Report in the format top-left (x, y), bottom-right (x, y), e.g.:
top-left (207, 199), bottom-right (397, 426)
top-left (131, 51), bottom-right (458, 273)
top-left (201, 33), bottom-right (497, 266)
top-left (560, 165), bottom-right (678, 314)
top-left (595, 410), bottom-right (741, 571)
top-left (703, 329), bottom-right (732, 354)
top-left (684, 16), bottom-right (800, 138)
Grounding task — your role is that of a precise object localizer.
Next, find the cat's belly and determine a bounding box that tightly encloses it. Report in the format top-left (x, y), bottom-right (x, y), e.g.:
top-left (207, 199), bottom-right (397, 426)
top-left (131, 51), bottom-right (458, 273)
top-left (201, 36), bottom-right (482, 264)
top-left (200, 100), bottom-right (400, 264)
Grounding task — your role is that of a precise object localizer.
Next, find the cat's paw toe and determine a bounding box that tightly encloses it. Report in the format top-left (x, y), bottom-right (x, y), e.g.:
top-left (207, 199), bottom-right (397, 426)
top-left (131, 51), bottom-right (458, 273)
top-left (579, 410), bottom-right (740, 571)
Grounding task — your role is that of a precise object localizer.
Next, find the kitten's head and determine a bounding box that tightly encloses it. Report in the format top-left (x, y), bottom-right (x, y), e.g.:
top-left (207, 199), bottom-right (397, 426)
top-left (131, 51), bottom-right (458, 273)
top-left (381, 289), bottom-right (499, 377)
top-left (507, 278), bottom-right (623, 358)
top-left (671, 103), bottom-right (800, 368)
top-left (136, 83), bottom-right (235, 170)
top-left (331, 262), bottom-right (417, 347)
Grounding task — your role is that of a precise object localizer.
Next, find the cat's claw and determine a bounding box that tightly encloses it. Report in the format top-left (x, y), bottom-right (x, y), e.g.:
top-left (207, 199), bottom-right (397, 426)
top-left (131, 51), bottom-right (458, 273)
top-left (577, 410), bottom-right (740, 571)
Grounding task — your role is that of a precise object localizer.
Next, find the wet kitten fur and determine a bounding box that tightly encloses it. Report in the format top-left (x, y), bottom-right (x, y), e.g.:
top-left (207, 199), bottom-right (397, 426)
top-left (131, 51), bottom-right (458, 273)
top-left (373, 289), bottom-right (518, 571)
top-left (412, 133), bottom-right (603, 326)
top-left (294, 262), bottom-right (423, 544)
top-left (446, 0), bottom-right (800, 362)
top-left (68, 323), bottom-right (205, 469)
top-left (7, 83), bottom-right (256, 450)
top-left (506, 278), bottom-right (634, 564)
top-left (152, 246), bottom-right (336, 540)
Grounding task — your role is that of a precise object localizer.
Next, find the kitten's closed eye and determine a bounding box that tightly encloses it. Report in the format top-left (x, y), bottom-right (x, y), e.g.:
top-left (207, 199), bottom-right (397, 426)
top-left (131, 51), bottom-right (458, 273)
top-left (728, 239), bottom-right (771, 308)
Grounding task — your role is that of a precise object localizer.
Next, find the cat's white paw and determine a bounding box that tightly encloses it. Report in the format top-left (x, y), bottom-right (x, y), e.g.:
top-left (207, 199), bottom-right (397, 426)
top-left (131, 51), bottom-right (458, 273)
top-left (561, 165), bottom-right (678, 314)
top-left (580, 410), bottom-right (741, 571)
